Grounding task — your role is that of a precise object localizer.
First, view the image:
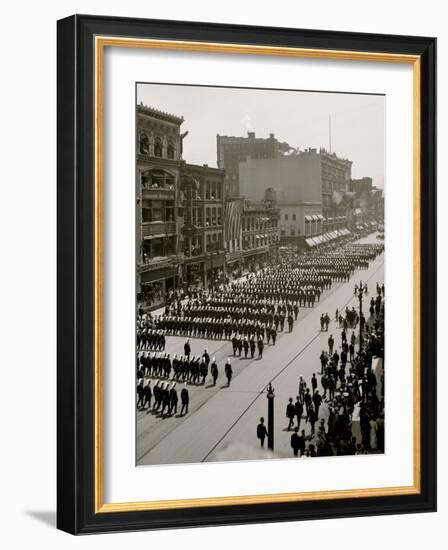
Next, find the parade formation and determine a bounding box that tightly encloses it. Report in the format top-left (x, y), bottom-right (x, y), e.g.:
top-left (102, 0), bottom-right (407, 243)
top-left (136, 235), bottom-right (385, 462)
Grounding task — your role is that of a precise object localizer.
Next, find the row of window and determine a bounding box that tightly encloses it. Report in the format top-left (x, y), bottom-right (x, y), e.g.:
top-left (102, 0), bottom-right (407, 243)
top-left (322, 163), bottom-right (348, 180)
top-left (322, 179), bottom-right (347, 193)
top-left (283, 213), bottom-right (297, 221)
top-left (139, 134), bottom-right (176, 159)
top-left (142, 236), bottom-right (176, 260)
top-left (191, 206), bottom-right (223, 227)
top-left (141, 169), bottom-right (175, 190)
top-left (242, 217), bottom-right (278, 231)
top-left (141, 200), bottom-right (175, 223)
top-left (184, 233), bottom-right (223, 257)
top-left (242, 234), bottom-right (279, 249)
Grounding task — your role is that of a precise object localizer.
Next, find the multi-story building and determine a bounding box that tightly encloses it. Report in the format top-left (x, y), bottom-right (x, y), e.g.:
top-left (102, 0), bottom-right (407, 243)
top-left (224, 196), bottom-right (280, 275)
top-left (238, 148), bottom-right (353, 248)
top-left (352, 177), bottom-right (384, 227)
top-left (264, 188), bottom-right (322, 248)
top-left (217, 131), bottom-right (292, 197)
top-left (136, 105), bottom-right (226, 305)
top-left (181, 163), bottom-right (226, 288)
top-left (319, 149), bottom-right (354, 233)
top-left (136, 103), bottom-right (184, 308)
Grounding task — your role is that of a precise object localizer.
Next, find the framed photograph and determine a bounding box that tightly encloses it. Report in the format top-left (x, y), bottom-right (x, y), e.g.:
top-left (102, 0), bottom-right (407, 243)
top-left (57, 14), bottom-right (436, 534)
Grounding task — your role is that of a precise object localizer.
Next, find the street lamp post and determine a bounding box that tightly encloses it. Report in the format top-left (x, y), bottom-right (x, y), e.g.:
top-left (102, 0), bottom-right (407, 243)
top-left (354, 280), bottom-right (368, 351)
top-left (266, 382), bottom-right (275, 450)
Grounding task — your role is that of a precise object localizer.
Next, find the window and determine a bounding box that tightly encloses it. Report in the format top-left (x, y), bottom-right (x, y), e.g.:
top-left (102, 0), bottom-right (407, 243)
top-left (139, 134), bottom-right (149, 154)
top-left (154, 137), bottom-right (163, 157)
top-left (167, 141), bottom-right (175, 159)
top-left (284, 213), bottom-right (289, 221)
top-left (292, 213), bottom-right (296, 221)
top-left (165, 201), bottom-right (174, 222)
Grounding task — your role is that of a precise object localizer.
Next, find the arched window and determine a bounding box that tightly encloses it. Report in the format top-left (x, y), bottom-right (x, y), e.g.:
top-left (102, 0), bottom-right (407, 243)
top-left (139, 134), bottom-right (149, 154)
top-left (154, 137), bottom-right (163, 157)
top-left (167, 141), bottom-right (175, 159)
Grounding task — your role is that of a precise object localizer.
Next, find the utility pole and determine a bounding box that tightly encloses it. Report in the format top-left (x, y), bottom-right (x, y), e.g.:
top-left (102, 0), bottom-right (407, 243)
top-left (266, 382), bottom-right (275, 450)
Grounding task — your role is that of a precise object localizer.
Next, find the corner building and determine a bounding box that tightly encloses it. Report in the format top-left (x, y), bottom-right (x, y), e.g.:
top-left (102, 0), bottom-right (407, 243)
top-left (136, 104), bottom-right (184, 309)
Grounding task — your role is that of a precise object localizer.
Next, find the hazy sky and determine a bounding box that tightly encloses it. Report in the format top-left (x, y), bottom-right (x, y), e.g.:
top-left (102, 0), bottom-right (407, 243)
top-left (137, 83), bottom-right (385, 189)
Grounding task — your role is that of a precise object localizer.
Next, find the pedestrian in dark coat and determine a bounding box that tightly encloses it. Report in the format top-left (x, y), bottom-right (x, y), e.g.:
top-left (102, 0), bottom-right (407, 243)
top-left (184, 339), bottom-right (191, 358)
top-left (180, 383), bottom-right (189, 415)
top-left (143, 380), bottom-right (152, 410)
top-left (312, 390), bottom-right (322, 417)
top-left (200, 360), bottom-right (208, 385)
top-left (137, 379), bottom-right (145, 408)
top-left (286, 397), bottom-right (296, 430)
top-left (328, 334), bottom-right (334, 354)
top-left (237, 338), bottom-right (243, 357)
top-left (304, 388), bottom-right (312, 419)
top-left (290, 427), bottom-right (301, 456)
top-left (294, 396), bottom-right (304, 429)
top-left (250, 338), bottom-right (256, 358)
top-left (210, 358), bottom-right (218, 386)
top-left (257, 338), bottom-right (264, 359)
top-left (243, 338), bottom-right (249, 358)
top-left (169, 383), bottom-right (178, 415)
top-left (257, 417), bottom-right (268, 448)
top-left (225, 359), bottom-right (233, 386)
top-left (308, 403), bottom-right (318, 434)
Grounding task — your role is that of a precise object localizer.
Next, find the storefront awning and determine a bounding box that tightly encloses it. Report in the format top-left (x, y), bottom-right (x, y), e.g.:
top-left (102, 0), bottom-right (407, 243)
top-left (305, 215), bottom-right (313, 222)
top-left (305, 237), bottom-right (317, 247)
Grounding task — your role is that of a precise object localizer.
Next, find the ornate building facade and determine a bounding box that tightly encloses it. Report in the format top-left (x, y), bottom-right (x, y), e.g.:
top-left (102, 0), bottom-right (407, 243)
top-left (136, 104), bottom-right (227, 307)
top-left (136, 104), bottom-right (184, 308)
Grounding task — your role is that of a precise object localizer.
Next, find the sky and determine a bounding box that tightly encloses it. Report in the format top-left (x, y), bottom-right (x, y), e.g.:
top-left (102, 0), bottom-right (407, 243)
top-left (137, 83), bottom-right (385, 189)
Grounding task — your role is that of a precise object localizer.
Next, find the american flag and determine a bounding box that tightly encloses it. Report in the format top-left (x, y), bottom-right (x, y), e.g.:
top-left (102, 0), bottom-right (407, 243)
top-left (224, 199), bottom-right (242, 248)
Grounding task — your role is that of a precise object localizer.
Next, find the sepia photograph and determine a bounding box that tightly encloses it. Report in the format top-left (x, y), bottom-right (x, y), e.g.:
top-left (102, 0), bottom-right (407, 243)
top-left (135, 83), bottom-right (385, 466)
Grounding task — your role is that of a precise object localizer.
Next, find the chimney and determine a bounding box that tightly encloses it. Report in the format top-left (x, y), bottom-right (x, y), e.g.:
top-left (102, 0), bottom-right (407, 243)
top-left (248, 132), bottom-right (255, 139)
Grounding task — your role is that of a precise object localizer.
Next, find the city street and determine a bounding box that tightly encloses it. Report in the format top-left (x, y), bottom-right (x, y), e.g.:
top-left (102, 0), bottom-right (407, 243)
top-left (137, 233), bottom-right (384, 465)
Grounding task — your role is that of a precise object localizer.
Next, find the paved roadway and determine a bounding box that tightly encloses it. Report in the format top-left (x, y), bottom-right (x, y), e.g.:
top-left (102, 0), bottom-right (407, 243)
top-left (137, 233), bottom-right (384, 465)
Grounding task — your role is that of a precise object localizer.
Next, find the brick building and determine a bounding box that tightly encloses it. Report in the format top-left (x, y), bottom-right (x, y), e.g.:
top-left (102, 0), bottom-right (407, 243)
top-left (136, 104), bottom-right (184, 308)
top-left (217, 131), bottom-right (292, 197)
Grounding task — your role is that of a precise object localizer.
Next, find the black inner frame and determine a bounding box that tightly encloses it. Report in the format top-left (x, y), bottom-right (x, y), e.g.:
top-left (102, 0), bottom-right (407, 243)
top-left (57, 14), bottom-right (436, 535)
